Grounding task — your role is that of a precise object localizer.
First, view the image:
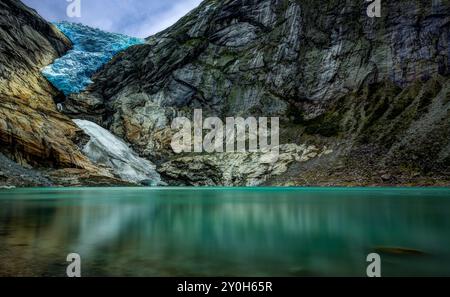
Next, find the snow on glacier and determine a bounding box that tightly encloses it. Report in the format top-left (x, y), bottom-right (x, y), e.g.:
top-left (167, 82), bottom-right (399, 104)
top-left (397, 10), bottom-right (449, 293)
top-left (42, 22), bottom-right (143, 95)
top-left (73, 119), bottom-right (162, 186)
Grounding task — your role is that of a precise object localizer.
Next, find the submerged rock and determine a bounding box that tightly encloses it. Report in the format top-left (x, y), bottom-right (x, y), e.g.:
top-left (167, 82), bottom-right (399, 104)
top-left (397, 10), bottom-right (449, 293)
top-left (73, 119), bottom-right (162, 186)
top-left (374, 247), bottom-right (426, 256)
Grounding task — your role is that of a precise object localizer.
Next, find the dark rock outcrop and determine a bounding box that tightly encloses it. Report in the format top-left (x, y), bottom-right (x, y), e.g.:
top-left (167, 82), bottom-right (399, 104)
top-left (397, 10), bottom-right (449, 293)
top-left (0, 153), bottom-right (52, 187)
top-left (69, 0), bottom-right (449, 186)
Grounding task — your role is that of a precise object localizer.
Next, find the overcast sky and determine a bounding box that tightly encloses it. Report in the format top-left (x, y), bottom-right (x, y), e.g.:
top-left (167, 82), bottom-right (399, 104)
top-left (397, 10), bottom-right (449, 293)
top-left (23, 0), bottom-right (203, 38)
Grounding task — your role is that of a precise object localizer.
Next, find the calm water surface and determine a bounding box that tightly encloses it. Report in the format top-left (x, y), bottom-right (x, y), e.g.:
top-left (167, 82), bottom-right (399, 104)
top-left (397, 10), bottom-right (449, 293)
top-left (0, 187), bottom-right (449, 276)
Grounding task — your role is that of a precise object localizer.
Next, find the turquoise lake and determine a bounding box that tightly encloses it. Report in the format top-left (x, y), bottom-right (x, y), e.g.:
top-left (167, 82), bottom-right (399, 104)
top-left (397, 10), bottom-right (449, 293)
top-left (0, 187), bottom-right (449, 276)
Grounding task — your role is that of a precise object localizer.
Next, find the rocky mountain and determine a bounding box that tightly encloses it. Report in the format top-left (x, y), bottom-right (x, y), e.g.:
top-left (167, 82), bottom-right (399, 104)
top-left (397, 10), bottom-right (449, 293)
top-left (0, 0), bottom-right (122, 187)
top-left (64, 0), bottom-right (450, 186)
top-left (1, 0), bottom-right (449, 187)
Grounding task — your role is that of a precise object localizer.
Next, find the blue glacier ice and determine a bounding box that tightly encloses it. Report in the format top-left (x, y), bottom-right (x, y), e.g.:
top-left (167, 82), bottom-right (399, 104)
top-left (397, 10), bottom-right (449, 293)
top-left (42, 22), bottom-right (144, 95)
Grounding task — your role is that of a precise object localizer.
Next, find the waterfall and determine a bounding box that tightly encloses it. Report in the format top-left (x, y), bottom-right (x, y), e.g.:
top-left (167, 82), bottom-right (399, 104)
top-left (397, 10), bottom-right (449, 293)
top-left (73, 119), bottom-right (162, 186)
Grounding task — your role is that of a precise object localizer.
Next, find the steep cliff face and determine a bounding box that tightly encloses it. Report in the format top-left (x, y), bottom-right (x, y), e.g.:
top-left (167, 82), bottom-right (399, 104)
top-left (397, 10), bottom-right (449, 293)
top-left (0, 0), bottom-right (114, 186)
top-left (70, 0), bottom-right (448, 186)
top-left (0, 0), bottom-right (69, 103)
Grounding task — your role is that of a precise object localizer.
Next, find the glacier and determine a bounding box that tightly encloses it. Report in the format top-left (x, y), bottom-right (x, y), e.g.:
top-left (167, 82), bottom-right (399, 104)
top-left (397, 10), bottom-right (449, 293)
top-left (73, 119), bottom-right (162, 186)
top-left (42, 22), bottom-right (143, 95)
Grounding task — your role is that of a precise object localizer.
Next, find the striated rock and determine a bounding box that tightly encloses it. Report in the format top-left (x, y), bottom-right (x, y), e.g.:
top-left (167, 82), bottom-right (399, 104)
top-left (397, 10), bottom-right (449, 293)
top-left (64, 93), bottom-right (106, 124)
top-left (0, 0), bottom-right (113, 186)
top-left (48, 168), bottom-right (132, 187)
top-left (159, 144), bottom-right (332, 186)
top-left (0, 0), bottom-right (69, 105)
top-left (2, 0), bottom-right (449, 186)
top-left (75, 0), bottom-right (449, 186)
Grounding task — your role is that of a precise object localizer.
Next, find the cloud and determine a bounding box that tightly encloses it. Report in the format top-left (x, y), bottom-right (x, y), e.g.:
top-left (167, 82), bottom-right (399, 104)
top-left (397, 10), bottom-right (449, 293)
top-left (22, 0), bottom-right (203, 38)
top-left (129, 0), bottom-right (202, 37)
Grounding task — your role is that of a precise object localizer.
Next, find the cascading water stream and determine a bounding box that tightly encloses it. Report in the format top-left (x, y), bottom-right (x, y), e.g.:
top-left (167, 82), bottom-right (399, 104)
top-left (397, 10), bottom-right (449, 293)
top-left (73, 120), bottom-right (162, 186)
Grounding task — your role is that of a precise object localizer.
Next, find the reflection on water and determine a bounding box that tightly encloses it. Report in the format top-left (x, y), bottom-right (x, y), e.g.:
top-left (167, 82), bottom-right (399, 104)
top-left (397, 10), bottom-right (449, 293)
top-left (0, 187), bottom-right (450, 276)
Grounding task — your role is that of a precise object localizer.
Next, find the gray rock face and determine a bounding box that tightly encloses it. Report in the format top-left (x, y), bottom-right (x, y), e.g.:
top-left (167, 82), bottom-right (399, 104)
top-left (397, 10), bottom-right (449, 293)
top-left (159, 144), bottom-right (332, 186)
top-left (69, 0), bottom-right (449, 186)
